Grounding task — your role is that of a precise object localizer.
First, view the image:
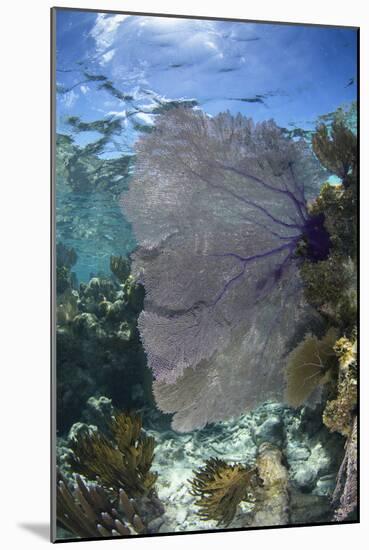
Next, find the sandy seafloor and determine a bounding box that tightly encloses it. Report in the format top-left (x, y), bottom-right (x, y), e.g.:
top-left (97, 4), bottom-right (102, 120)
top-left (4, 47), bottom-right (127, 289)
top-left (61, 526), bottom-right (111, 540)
top-left (57, 398), bottom-right (344, 535)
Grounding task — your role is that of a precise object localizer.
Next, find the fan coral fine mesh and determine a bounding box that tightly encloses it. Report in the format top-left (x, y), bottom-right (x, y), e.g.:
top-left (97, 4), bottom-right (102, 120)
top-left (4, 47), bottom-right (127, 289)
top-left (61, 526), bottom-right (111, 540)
top-left (122, 107), bottom-right (327, 431)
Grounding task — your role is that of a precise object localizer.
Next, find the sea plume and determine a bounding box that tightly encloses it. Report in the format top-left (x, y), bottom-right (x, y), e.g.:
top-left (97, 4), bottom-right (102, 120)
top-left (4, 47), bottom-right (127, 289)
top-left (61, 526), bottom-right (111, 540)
top-left (122, 107), bottom-right (326, 431)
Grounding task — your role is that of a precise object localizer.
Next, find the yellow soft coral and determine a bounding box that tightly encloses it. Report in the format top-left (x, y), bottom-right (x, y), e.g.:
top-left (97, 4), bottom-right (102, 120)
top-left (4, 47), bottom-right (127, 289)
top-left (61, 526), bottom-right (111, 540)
top-left (284, 327), bottom-right (338, 407)
top-left (189, 458), bottom-right (261, 526)
top-left (69, 412), bottom-right (157, 498)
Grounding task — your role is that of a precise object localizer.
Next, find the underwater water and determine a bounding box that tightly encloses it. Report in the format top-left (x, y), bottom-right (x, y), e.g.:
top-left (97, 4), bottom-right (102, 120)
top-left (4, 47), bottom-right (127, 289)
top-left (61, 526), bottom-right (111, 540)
top-left (54, 9), bottom-right (358, 541)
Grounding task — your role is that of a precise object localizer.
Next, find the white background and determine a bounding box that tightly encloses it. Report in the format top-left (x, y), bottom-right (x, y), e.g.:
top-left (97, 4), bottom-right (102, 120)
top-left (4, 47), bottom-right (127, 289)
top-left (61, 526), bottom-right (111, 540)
top-left (1, 0), bottom-right (367, 548)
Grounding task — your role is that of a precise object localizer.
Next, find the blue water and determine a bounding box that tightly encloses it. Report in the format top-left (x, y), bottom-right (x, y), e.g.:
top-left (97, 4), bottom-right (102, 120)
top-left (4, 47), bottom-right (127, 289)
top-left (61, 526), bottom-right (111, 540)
top-left (54, 12), bottom-right (358, 540)
top-left (55, 99), bottom-right (356, 282)
top-left (55, 11), bottom-right (357, 283)
top-left (56, 180), bottom-right (136, 282)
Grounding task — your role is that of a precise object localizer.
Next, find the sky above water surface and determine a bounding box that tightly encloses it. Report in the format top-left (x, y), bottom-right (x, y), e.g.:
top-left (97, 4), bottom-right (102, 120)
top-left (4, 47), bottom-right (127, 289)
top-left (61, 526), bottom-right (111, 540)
top-left (56, 9), bottom-right (357, 154)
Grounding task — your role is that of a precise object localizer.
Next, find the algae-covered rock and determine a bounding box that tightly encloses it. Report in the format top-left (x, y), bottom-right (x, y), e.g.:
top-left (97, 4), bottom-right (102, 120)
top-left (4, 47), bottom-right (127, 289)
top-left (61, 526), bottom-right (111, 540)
top-left (72, 312), bottom-right (100, 337)
top-left (82, 395), bottom-right (114, 432)
top-left (67, 422), bottom-right (97, 443)
top-left (300, 255), bottom-right (356, 330)
top-left (250, 443), bottom-right (289, 527)
top-left (293, 464), bottom-right (317, 492)
top-left (56, 471), bottom-right (148, 538)
top-left (323, 336), bottom-right (357, 437)
top-left (56, 263), bottom-right (149, 434)
top-left (189, 457), bottom-right (261, 526)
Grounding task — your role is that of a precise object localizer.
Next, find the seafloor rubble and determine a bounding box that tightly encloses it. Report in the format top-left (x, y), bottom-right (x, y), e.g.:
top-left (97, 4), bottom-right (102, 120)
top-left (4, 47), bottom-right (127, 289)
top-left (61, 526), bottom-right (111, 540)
top-left (56, 396), bottom-right (345, 536)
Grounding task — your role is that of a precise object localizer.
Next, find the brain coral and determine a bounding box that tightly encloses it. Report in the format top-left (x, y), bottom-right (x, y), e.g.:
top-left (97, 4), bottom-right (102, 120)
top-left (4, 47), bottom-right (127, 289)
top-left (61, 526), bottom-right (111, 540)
top-left (122, 107), bottom-right (326, 431)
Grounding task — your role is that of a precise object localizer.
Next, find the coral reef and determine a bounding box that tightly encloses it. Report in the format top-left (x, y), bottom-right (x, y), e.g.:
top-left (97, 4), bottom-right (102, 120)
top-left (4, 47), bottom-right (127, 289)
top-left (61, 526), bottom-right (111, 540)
top-left (57, 409), bottom-right (165, 539)
top-left (57, 290), bottom-right (79, 326)
top-left (57, 471), bottom-right (146, 538)
top-left (299, 255), bottom-right (356, 331)
top-left (110, 255), bottom-right (131, 283)
top-left (293, 114), bottom-right (358, 521)
top-left (284, 327), bottom-right (338, 407)
top-left (293, 115), bottom-right (357, 354)
top-left (81, 395), bottom-right (114, 433)
top-left (54, 20), bottom-right (358, 535)
top-left (334, 335), bottom-right (357, 368)
top-left (56, 255), bottom-right (149, 433)
top-left (298, 183), bottom-right (357, 333)
top-left (308, 184), bottom-right (356, 258)
top-left (189, 458), bottom-right (261, 526)
top-left (69, 411), bottom-right (157, 499)
top-left (312, 120), bottom-right (357, 188)
top-left (55, 104), bottom-right (358, 532)
top-left (57, 399), bottom-right (344, 533)
top-left (300, 119), bottom-right (357, 329)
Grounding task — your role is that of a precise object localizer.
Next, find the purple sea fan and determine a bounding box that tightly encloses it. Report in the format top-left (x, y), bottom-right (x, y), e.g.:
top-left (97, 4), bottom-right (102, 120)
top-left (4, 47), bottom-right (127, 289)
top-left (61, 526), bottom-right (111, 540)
top-left (122, 107), bottom-right (327, 432)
